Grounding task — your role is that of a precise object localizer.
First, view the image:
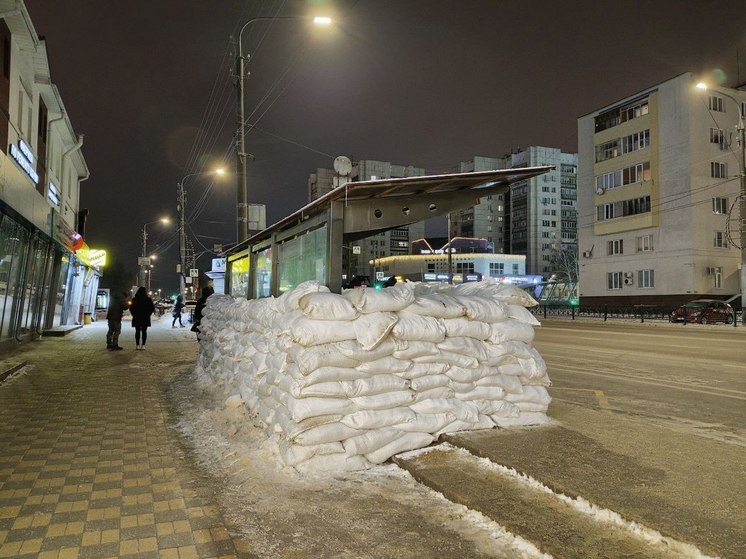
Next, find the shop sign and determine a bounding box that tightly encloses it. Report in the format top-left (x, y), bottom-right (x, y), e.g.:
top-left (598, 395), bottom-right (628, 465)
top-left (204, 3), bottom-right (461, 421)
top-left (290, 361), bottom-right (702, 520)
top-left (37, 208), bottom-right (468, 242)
top-left (9, 139), bottom-right (39, 184)
top-left (88, 249), bottom-right (107, 267)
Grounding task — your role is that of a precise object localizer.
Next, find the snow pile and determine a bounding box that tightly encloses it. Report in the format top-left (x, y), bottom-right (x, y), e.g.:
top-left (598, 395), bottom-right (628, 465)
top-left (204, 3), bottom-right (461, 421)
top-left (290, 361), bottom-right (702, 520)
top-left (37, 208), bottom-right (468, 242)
top-left (195, 279), bottom-right (550, 473)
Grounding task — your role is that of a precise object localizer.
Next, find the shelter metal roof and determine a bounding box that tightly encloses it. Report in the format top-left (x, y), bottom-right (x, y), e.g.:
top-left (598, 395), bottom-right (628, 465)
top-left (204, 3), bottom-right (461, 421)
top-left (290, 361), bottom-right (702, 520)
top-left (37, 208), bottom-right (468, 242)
top-left (231, 166), bottom-right (553, 251)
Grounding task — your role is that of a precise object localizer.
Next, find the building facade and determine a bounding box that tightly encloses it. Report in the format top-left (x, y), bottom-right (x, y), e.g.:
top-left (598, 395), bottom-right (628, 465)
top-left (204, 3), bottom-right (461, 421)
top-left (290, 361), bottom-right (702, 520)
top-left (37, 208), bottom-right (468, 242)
top-left (308, 159), bottom-right (426, 280)
top-left (577, 73), bottom-right (745, 307)
top-left (451, 148), bottom-right (578, 277)
top-left (0, 2), bottom-right (96, 350)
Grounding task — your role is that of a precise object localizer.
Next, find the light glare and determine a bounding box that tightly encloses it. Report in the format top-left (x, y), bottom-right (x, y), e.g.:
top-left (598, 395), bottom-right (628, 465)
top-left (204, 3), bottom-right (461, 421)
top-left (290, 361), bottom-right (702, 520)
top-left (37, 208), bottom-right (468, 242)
top-left (695, 82), bottom-right (707, 90)
top-left (313, 16), bottom-right (332, 25)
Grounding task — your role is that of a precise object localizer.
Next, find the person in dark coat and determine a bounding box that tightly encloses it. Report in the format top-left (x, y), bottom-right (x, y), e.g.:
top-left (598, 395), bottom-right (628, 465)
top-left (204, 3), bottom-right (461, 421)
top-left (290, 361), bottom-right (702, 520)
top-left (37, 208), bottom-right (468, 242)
top-left (191, 285), bottom-right (214, 340)
top-left (106, 291), bottom-right (129, 350)
top-left (171, 294), bottom-right (185, 328)
top-left (130, 286), bottom-right (155, 350)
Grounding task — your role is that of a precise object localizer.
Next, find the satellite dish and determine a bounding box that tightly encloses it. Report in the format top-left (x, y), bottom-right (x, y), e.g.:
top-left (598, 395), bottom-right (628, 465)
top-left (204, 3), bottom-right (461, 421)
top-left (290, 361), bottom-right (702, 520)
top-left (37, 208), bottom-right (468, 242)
top-left (595, 186), bottom-right (605, 195)
top-left (334, 155), bottom-right (352, 176)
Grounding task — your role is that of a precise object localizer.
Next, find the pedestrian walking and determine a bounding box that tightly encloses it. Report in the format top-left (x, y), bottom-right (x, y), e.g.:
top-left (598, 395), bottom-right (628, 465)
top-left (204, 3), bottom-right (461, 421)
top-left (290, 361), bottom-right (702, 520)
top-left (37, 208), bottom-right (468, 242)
top-left (191, 285), bottom-right (214, 340)
top-left (130, 286), bottom-right (155, 350)
top-left (106, 291), bottom-right (129, 350)
top-left (171, 294), bottom-right (186, 328)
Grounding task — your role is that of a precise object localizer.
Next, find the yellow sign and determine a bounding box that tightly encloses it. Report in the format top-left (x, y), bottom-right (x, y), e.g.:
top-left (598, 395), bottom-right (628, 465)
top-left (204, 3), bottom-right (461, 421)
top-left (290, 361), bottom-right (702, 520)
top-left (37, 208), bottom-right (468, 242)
top-left (88, 250), bottom-right (107, 267)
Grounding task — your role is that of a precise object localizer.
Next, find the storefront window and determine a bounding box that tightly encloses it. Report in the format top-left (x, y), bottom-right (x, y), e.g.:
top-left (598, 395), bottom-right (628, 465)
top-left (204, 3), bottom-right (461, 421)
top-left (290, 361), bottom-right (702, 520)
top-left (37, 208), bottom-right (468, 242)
top-left (0, 214), bottom-right (30, 341)
top-left (229, 255), bottom-right (249, 299)
top-left (277, 226), bottom-right (327, 293)
top-left (253, 247), bottom-right (272, 299)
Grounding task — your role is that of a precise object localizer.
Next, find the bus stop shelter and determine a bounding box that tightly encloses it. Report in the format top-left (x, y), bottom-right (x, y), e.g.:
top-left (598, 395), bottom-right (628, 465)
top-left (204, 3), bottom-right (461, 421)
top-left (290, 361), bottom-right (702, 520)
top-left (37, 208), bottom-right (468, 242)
top-left (225, 166), bottom-right (552, 298)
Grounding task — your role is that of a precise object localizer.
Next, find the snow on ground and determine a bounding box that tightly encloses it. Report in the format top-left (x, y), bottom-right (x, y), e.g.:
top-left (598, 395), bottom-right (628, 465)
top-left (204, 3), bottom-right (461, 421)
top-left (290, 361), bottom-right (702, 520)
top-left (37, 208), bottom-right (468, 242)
top-left (400, 444), bottom-right (718, 559)
top-left (168, 367), bottom-right (551, 559)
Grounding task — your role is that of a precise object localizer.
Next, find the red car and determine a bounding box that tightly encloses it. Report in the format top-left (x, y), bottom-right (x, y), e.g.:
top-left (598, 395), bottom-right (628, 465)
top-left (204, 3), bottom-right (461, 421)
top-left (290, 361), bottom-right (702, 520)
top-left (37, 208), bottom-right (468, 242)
top-left (670, 299), bottom-right (734, 324)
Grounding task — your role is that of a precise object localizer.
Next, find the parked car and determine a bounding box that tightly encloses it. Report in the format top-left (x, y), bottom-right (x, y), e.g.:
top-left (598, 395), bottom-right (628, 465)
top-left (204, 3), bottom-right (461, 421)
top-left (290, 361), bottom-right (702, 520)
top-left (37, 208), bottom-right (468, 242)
top-left (670, 299), bottom-right (734, 324)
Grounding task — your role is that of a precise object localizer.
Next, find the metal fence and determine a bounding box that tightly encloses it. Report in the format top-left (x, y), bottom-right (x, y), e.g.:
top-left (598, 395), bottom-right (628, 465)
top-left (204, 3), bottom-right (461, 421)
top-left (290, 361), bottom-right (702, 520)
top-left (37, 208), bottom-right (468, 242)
top-left (531, 304), bottom-right (743, 326)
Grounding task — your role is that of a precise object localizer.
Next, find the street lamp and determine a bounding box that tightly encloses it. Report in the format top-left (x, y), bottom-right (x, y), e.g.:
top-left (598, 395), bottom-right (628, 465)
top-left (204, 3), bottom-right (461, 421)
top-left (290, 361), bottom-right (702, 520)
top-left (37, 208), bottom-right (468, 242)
top-left (141, 217), bottom-right (169, 287)
top-left (697, 82), bottom-right (746, 324)
top-left (177, 168), bottom-right (225, 298)
top-left (235, 14), bottom-right (332, 243)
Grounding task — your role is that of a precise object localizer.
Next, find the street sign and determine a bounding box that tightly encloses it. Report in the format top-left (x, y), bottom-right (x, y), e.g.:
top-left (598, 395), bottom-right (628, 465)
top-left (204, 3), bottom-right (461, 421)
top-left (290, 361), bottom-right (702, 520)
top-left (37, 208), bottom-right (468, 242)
top-left (138, 257), bottom-right (150, 266)
top-left (189, 268), bottom-right (199, 278)
top-left (376, 271), bottom-right (384, 280)
top-left (352, 245), bottom-right (361, 255)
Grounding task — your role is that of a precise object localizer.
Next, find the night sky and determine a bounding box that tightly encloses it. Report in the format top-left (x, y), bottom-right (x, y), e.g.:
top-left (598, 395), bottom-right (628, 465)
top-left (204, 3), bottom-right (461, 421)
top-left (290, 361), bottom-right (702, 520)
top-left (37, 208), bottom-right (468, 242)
top-left (23, 0), bottom-right (746, 295)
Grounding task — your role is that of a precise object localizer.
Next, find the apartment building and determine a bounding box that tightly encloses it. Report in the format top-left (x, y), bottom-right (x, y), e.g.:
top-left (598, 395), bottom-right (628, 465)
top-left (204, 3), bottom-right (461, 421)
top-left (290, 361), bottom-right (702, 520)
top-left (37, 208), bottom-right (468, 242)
top-left (451, 147), bottom-right (578, 277)
top-left (577, 72), bottom-right (745, 307)
top-left (0, 2), bottom-right (97, 349)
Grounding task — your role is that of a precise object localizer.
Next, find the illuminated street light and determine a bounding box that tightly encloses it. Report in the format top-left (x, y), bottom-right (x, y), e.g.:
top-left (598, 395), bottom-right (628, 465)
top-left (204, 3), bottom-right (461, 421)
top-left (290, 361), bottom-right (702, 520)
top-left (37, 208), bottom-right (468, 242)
top-left (235, 15), bottom-right (332, 243)
top-left (177, 168), bottom-right (226, 298)
top-left (697, 81), bottom-right (746, 324)
top-left (140, 217), bottom-right (169, 287)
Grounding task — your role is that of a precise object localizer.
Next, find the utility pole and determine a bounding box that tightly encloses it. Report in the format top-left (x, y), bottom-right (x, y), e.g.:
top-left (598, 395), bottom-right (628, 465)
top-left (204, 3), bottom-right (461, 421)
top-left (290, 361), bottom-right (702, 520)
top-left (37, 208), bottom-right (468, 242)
top-left (177, 181), bottom-right (186, 299)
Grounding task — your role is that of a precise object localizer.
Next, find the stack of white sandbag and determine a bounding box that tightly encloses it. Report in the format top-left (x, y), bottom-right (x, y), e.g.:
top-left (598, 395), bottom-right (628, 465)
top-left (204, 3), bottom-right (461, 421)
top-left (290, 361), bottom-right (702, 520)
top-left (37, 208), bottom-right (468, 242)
top-left (195, 279), bottom-right (550, 473)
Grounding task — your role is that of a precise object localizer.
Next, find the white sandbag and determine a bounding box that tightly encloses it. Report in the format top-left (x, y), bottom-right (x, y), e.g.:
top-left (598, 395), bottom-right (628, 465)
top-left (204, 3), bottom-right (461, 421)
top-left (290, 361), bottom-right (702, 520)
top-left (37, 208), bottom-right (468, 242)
top-left (340, 407), bottom-right (416, 430)
top-left (446, 365), bottom-right (483, 383)
top-left (391, 313), bottom-right (446, 343)
top-left (437, 337), bottom-right (489, 361)
top-left (412, 386), bottom-right (455, 402)
top-left (489, 319), bottom-right (536, 344)
top-left (292, 422), bottom-right (363, 446)
top-left (342, 428), bottom-right (405, 456)
top-left (293, 453), bottom-right (371, 474)
top-left (515, 402), bottom-right (550, 412)
top-left (454, 386), bottom-right (505, 401)
top-left (347, 375), bottom-right (410, 397)
top-left (413, 351), bottom-right (478, 369)
top-left (301, 366), bottom-right (370, 387)
top-left (441, 317), bottom-right (492, 340)
top-left (449, 380), bottom-right (476, 394)
top-left (364, 432), bottom-right (435, 464)
top-left (287, 396), bottom-right (357, 422)
top-left (393, 412), bottom-right (454, 433)
top-left (430, 293), bottom-right (467, 318)
top-left (278, 412), bottom-right (344, 439)
top-left (392, 341), bottom-right (440, 360)
top-left (453, 295), bottom-right (509, 323)
top-left (353, 312), bottom-right (398, 350)
top-left (357, 356), bottom-right (413, 375)
top-left (271, 309), bottom-right (304, 334)
top-left (410, 374), bottom-right (450, 392)
top-left (291, 343), bottom-right (361, 375)
top-left (337, 338), bottom-right (401, 361)
top-left (475, 374), bottom-right (523, 394)
top-left (507, 304), bottom-right (541, 326)
top-left (436, 415), bottom-right (494, 436)
top-left (410, 398), bottom-right (480, 423)
top-left (492, 284), bottom-right (539, 307)
top-left (292, 381), bottom-right (348, 399)
top-left (291, 317), bottom-right (357, 347)
top-left (274, 281), bottom-right (330, 314)
top-left (472, 399), bottom-right (520, 417)
top-left (398, 362), bottom-right (449, 379)
top-left (351, 390), bottom-right (416, 410)
top-left (402, 294), bottom-right (450, 318)
top-left (279, 440), bottom-right (345, 467)
top-left (492, 412), bottom-right (550, 427)
top-left (345, 282), bottom-right (416, 313)
top-left (505, 385), bottom-right (551, 404)
top-left (299, 292), bottom-right (359, 321)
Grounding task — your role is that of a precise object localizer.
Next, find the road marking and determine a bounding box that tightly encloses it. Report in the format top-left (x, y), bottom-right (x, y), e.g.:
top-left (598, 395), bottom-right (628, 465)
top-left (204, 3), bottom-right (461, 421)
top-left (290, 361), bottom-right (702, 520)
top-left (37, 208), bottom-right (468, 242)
top-left (551, 387), bottom-right (613, 414)
top-left (549, 364), bottom-right (746, 401)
